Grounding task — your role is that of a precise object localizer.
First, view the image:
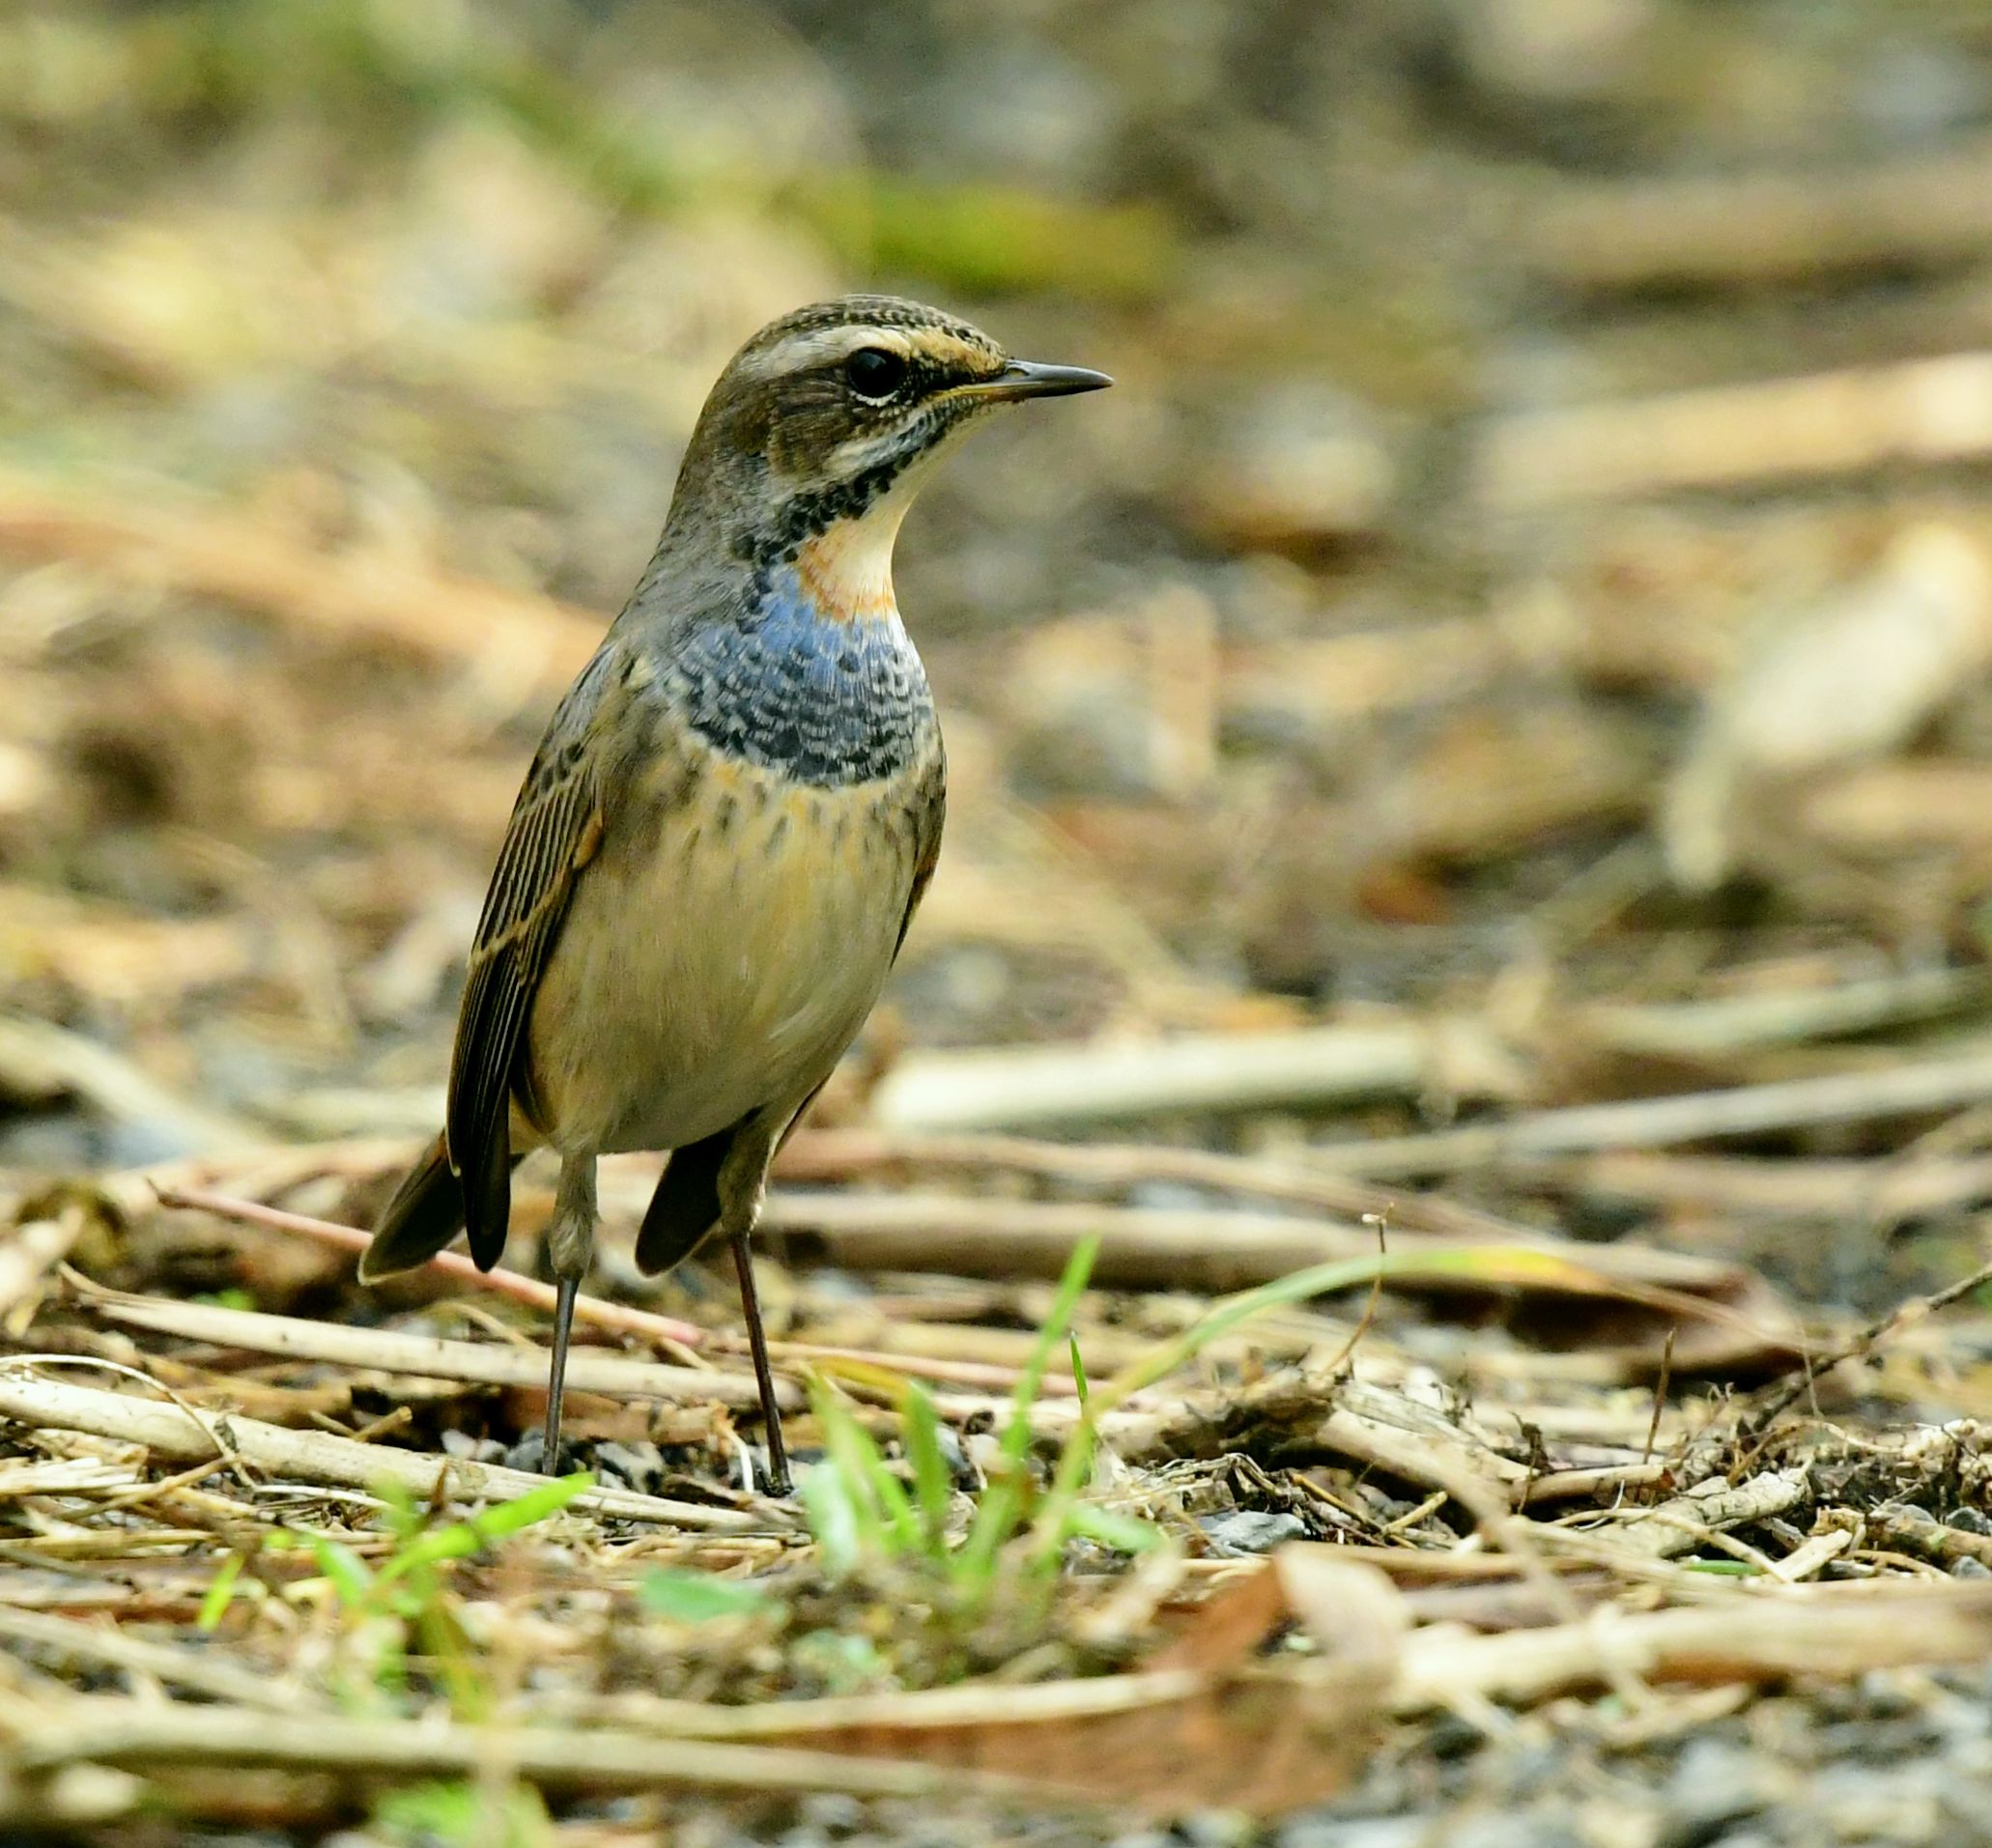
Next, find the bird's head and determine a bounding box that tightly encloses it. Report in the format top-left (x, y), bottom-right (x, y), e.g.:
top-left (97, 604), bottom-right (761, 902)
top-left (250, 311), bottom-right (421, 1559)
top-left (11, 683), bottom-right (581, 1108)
top-left (666, 296), bottom-right (1110, 613)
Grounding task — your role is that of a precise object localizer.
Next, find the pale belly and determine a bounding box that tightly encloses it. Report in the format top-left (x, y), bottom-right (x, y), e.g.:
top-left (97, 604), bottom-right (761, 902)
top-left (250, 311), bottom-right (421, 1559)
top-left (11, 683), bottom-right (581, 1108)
top-left (524, 755), bottom-right (922, 1157)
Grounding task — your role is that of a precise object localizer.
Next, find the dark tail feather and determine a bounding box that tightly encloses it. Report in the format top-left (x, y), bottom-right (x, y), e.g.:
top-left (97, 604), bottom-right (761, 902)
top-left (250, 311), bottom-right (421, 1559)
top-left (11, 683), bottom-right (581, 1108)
top-left (359, 1132), bottom-right (466, 1282)
top-left (463, 1112), bottom-right (513, 1273)
top-left (635, 1122), bottom-right (736, 1275)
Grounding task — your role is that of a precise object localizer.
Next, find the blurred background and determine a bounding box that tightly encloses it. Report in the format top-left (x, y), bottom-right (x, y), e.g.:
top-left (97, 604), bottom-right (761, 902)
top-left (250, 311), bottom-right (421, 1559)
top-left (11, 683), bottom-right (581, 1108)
top-left (11, 0), bottom-right (1992, 1309)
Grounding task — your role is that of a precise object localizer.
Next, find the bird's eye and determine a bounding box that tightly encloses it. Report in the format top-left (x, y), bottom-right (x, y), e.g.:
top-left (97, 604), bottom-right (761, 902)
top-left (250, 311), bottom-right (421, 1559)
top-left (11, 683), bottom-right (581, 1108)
top-left (844, 347), bottom-right (908, 401)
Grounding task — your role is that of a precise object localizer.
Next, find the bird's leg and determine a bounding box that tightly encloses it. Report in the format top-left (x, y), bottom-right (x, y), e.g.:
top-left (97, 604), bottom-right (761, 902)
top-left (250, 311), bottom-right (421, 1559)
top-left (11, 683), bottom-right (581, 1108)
top-left (715, 1143), bottom-right (792, 1496)
top-left (542, 1153), bottom-right (598, 1476)
top-left (546, 1273), bottom-right (579, 1476)
top-left (729, 1227), bottom-right (790, 1495)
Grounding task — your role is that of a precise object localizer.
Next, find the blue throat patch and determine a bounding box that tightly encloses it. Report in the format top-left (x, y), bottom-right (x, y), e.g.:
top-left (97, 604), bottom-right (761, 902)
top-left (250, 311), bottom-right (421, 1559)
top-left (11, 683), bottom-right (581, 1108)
top-left (671, 566), bottom-right (935, 787)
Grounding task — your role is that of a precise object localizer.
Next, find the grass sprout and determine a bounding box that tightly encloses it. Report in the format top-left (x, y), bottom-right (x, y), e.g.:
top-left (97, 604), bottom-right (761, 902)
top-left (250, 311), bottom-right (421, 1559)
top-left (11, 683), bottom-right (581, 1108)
top-left (801, 1239), bottom-right (1582, 1607)
top-left (204, 1469), bottom-right (595, 1715)
top-left (800, 1236), bottom-right (1159, 1610)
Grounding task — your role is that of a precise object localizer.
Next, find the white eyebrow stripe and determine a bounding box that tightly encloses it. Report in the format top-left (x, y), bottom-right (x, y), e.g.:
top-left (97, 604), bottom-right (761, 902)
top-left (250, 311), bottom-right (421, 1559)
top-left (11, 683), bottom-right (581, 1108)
top-left (735, 325), bottom-right (916, 381)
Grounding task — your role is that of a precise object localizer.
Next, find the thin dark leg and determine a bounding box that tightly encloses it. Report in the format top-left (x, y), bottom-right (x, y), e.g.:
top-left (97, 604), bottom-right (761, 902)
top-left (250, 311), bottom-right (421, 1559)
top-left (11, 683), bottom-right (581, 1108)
top-left (730, 1229), bottom-right (791, 1495)
top-left (544, 1273), bottom-right (580, 1476)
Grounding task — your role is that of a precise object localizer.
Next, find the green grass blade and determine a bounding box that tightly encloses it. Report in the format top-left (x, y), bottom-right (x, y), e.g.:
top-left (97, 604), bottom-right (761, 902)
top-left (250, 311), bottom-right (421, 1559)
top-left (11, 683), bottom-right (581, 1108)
top-left (801, 1458), bottom-right (863, 1578)
top-left (196, 1552), bottom-right (244, 1633)
top-left (376, 1471), bottom-right (593, 1586)
top-left (806, 1375), bottom-right (913, 1555)
top-left (1062, 1503), bottom-right (1165, 1554)
top-left (638, 1568), bottom-right (778, 1622)
top-left (1000, 1234), bottom-right (1097, 1465)
top-left (901, 1381), bottom-right (953, 1556)
top-left (956, 1235), bottom-right (1099, 1588)
top-left (1099, 1245), bottom-right (1576, 1411)
top-left (470, 1470), bottom-right (594, 1540)
top-left (308, 1534), bottom-right (376, 1608)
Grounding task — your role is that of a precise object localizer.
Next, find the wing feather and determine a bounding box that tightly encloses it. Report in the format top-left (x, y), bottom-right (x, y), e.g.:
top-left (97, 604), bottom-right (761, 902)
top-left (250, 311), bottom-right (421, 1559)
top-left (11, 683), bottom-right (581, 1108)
top-left (445, 658), bottom-right (615, 1270)
top-left (893, 756), bottom-right (946, 957)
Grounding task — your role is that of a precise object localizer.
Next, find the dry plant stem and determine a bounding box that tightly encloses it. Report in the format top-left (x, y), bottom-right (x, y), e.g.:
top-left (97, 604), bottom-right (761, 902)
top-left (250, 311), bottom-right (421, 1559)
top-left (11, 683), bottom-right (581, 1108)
top-left (0, 1014), bottom-right (257, 1154)
top-left (150, 1183), bottom-right (1046, 1394)
top-left (760, 1188), bottom-right (1746, 1299)
top-left (151, 1183), bottom-right (707, 1350)
top-left (542, 1666), bottom-right (1217, 1739)
top-left (1311, 1046), bottom-right (1992, 1178)
top-left (1521, 1462), bottom-right (1670, 1504)
top-left (1574, 966), bottom-right (1990, 1059)
top-left (1517, 134), bottom-right (1992, 290)
top-left (7, 1701), bottom-right (1005, 1801)
top-left (1747, 1241), bottom-right (1992, 1430)
top-left (777, 1126), bottom-right (1541, 1245)
top-left (1509, 1150), bottom-right (1992, 1224)
top-left (1566, 1469), bottom-right (1808, 1562)
top-left (0, 1608), bottom-right (308, 1712)
top-left (0, 1373), bottom-right (769, 1530)
top-left (1394, 1581), bottom-right (1992, 1710)
top-left (524, 1587), bottom-right (1918, 1779)
top-left (0, 1209), bottom-right (87, 1319)
top-left (78, 1287), bottom-right (798, 1409)
top-left (865, 971), bottom-right (1985, 1131)
top-left (868, 1021), bottom-right (1502, 1130)
top-left (1474, 351), bottom-right (1992, 507)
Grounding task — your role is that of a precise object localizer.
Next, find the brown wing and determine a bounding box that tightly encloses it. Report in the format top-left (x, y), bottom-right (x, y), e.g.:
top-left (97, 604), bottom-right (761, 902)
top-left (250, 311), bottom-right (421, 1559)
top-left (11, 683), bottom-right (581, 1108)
top-left (892, 753), bottom-right (947, 958)
top-left (446, 654), bottom-right (615, 1269)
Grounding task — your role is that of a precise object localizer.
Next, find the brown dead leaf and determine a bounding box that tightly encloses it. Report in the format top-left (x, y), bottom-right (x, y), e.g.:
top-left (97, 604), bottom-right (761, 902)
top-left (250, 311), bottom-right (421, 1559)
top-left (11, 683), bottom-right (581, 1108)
top-left (1149, 1562), bottom-right (1290, 1673)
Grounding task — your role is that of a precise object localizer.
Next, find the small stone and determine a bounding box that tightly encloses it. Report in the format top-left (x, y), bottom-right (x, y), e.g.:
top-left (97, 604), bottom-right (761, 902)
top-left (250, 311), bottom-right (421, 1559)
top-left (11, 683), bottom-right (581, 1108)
top-left (1195, 1509), bottom-right (1308, 1556)
top-left (502, 1430), bottom-right (548, 1474)
top-left (796, 1792), bottom-right (865, 1836)
top-left (595, 1440), bottom-right (665, 1493)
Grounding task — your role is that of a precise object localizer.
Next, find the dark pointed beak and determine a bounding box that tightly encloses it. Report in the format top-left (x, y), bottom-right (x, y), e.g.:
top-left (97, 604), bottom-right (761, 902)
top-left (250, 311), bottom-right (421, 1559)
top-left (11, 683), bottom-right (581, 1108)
top-left (969, 358), bottom-right (1114, 402)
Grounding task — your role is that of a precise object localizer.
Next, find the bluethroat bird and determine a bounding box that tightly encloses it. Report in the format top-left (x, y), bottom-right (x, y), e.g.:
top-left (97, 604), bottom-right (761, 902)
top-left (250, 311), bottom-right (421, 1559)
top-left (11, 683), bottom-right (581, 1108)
top-left (359, 297), bottom-right (1110, 1491)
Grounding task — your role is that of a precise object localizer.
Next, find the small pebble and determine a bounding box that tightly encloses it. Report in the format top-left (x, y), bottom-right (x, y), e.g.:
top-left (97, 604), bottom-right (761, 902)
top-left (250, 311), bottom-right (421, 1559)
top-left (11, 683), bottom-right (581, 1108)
top-left (502, 1430), bottom-right (548, 1474)
top-left (595, 1439), bottom-right (666, 1492)
top-left (797, 1792), bottom-right (866, 1836)
top-left (1195, 1509), bottom-right (1307, 1555)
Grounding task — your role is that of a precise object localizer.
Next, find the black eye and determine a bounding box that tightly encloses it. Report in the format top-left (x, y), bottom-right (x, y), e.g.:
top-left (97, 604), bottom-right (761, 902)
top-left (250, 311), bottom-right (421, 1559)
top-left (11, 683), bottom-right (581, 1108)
top-left (844, 346), bottom-right (908, 401)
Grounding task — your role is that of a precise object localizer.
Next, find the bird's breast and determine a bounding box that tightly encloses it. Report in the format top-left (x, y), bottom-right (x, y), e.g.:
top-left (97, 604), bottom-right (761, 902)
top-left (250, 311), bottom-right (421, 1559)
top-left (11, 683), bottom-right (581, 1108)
top-left (667, 567), bottom-right (936, 788)
top-left (527, 737), bottom-right (942, 1156)
top-left (523, 580), bottom-right (946, 1155)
